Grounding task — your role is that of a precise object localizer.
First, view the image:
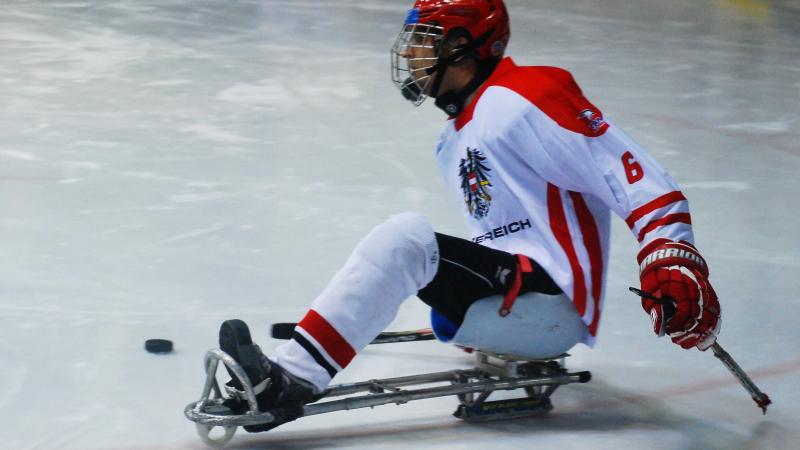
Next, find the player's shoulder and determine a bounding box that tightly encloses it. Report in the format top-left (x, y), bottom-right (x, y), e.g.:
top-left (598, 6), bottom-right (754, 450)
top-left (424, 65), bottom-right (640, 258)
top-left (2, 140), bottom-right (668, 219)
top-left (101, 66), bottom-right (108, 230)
top-left (494, 64), bottom-right (576, 96)
top-left (477, 59), bottom-right (609, 137)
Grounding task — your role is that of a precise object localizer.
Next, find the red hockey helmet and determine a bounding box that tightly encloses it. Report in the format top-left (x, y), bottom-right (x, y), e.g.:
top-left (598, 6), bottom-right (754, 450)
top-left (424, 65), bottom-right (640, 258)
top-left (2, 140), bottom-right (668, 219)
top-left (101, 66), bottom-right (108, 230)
top-left (391, 0), bottom-right (510, 106)
top-left (412, 0), bottom-right (510, 60)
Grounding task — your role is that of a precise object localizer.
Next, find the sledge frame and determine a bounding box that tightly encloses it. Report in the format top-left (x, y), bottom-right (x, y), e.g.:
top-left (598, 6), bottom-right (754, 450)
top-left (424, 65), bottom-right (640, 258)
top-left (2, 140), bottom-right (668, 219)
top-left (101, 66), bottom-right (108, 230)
top-left (185, 348), bottom-right (591, 447)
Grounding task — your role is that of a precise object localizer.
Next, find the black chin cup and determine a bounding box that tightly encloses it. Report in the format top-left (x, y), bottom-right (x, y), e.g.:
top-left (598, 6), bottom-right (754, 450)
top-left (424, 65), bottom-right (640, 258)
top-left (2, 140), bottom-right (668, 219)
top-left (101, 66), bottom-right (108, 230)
top-left (434, 92), bottom-right (463, 117)
top-left (434, 70), bottom-right (488, 118)
top-left (401, 77), bottom-right (423, 102)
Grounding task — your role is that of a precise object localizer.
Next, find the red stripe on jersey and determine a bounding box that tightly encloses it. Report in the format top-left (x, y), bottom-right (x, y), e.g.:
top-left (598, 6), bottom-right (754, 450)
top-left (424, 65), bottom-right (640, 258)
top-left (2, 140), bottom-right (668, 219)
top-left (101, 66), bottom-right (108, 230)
top-left (297, 309), bottom-right (356, 369)
top-left (625, 191), bottom-right (687, 229)
top-left (570, 192), bottom-right (603, 336)
top-left (547, 184), bottom-right (587, 316)
top-left (637, 213), bottom-right (693, 242)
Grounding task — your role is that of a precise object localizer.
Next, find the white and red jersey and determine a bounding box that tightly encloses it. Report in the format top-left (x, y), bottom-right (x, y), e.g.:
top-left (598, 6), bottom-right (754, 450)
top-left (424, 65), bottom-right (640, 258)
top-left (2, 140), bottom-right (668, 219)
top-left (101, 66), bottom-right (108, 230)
top-left (435, 57), bottom-right (693, 346)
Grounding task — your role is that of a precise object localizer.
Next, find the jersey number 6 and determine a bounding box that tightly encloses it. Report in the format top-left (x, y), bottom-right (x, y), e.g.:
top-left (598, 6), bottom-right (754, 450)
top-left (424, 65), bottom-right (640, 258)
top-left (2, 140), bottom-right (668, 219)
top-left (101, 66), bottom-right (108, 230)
top-left (622, 151), bottom-right (644, 184)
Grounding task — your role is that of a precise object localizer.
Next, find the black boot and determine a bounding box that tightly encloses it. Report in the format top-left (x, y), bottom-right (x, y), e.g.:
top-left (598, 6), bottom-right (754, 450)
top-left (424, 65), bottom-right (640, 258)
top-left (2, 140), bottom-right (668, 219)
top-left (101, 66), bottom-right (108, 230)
top-left (218, 319), bottom-right (318, 432)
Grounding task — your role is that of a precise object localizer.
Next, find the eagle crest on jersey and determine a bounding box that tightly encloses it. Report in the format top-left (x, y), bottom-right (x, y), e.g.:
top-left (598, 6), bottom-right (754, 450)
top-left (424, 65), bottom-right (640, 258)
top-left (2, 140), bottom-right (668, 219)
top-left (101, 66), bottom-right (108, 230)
top-left (459, 147), bottom-right (493, 219)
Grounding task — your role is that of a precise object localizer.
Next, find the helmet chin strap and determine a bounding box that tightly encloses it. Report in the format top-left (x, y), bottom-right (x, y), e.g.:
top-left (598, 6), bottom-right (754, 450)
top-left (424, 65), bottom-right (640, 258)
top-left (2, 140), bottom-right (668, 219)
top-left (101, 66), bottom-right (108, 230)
top-left (426, 30), bottom-right (494, 118)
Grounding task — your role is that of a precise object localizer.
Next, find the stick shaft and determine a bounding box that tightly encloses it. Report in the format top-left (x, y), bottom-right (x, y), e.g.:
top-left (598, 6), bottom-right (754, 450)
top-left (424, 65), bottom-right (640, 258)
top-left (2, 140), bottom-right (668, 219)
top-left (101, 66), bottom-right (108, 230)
top-left (628, 286), bottom-right (771, 413)
top-left (711, 342), bottom-right (771, 413)
top-left (271, 323), bottom-right (436, 344)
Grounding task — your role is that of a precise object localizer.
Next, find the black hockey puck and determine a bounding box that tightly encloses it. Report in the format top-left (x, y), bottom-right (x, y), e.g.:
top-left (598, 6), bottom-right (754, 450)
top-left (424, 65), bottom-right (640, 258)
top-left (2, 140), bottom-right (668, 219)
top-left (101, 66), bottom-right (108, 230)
top-left (145, 339), bottom-right (173, 354)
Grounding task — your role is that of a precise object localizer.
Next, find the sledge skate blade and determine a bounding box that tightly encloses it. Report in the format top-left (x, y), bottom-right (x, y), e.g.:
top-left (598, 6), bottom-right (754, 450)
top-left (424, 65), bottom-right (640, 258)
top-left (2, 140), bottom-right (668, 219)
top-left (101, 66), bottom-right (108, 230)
top-left (455, 397), bottom-right (553, 422)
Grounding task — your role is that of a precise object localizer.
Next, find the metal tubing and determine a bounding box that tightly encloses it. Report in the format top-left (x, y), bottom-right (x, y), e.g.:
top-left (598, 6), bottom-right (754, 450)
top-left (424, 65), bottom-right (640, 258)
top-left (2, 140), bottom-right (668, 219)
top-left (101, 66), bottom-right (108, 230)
top-left (193, 356), bottom-right (219, 412)
top-left (185, 402), bottom-right (275, 427)
top-left (185, 350), bottom-right (276, 427)
top-left (185, 348), bottom-right (590, 432)
top-left (303, 372), bottom-right (587, 416)
top-left (323, 369), bottom-right (481, 397)
top-left (203, 349), bottom-right (260, 414)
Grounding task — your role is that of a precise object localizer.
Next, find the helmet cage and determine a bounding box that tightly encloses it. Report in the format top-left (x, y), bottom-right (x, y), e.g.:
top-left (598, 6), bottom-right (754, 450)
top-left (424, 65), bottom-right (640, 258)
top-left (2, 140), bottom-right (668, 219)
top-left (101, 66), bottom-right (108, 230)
top-left (391, 22), bottom-right (444, 106)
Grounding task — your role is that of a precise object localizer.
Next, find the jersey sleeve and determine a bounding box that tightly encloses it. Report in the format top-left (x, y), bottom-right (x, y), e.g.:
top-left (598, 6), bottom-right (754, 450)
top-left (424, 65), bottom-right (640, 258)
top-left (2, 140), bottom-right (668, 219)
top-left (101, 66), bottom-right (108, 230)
top-left (495, 92), bottom-right (694, 258)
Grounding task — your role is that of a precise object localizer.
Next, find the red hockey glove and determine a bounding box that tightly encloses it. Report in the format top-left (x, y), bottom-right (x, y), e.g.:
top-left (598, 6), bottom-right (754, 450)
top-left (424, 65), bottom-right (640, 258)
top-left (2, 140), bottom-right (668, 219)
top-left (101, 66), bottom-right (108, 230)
top-left (639, 241), bottom-right (721, 350)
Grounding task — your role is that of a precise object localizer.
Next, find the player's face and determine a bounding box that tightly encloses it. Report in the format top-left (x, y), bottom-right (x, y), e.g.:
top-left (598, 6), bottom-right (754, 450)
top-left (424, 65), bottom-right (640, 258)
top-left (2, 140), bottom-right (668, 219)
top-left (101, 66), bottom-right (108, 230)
top-left (391, 22), bottom-right (442, 105)
top-left (404, 32), bottom-right (438, 85)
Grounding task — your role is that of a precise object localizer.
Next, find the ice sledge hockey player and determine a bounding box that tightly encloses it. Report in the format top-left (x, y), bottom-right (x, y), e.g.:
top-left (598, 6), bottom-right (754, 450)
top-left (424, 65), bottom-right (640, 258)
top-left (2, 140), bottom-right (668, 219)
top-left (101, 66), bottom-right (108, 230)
top-left (218, 0), bottom-right (721, 432)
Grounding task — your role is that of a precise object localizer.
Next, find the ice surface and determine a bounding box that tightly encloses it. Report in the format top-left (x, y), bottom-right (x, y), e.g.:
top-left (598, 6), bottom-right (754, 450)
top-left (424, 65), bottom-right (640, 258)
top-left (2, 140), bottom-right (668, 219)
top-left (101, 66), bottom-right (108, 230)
top-left (1, 0), bottom-right (798, 449)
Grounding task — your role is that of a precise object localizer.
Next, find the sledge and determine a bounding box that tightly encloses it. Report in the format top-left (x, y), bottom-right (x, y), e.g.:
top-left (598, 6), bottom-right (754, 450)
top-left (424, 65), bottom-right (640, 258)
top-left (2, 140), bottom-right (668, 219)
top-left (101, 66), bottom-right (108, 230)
top-left (184, 335), bottom-right (591, 448)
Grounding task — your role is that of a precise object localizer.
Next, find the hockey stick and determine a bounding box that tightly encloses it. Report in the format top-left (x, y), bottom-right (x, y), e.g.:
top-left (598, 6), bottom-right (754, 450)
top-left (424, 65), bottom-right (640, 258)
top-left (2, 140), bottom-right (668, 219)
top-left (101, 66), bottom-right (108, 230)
top-left (629, 287), bottom-right (772, 414)
top-left (271, 323), bottom-right (436, 344)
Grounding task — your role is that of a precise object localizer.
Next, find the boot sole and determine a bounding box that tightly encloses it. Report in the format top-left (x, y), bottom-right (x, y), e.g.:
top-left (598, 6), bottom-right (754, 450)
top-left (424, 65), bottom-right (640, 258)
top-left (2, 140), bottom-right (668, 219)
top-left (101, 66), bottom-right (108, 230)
top-left (219, 319), bottom-right (268, 391)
